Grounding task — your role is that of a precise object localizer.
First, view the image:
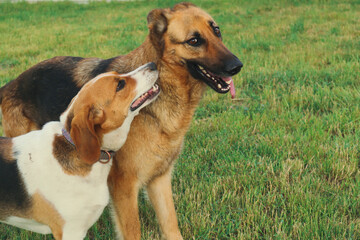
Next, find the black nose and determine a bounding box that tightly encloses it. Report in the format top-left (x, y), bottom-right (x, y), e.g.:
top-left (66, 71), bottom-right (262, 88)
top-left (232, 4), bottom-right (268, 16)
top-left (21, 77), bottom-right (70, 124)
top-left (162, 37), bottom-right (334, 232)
top-left (148, 62), bottom-right (157, 71)
top-left (224, 56), bottom-right (243, 76)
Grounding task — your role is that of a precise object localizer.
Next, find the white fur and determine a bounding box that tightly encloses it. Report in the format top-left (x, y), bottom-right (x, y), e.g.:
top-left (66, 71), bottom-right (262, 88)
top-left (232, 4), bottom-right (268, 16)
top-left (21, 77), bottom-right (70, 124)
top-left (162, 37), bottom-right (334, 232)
top-left (2, 216), bottom-right (52, 234)
top-left (102, 113), bottom-right (136, 151)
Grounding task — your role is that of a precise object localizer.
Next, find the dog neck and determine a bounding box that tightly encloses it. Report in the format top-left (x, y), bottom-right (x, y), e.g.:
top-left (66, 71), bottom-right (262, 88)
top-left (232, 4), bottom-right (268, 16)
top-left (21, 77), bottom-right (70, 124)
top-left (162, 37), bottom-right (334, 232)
top-left (57, 107), bottom-right (113, 176)
top-left (110, 37), bottom-right (161, 74)
top-left (145, 66), bottom-right (206, 137)
top-left (138, 39), bottom-right (207, 135)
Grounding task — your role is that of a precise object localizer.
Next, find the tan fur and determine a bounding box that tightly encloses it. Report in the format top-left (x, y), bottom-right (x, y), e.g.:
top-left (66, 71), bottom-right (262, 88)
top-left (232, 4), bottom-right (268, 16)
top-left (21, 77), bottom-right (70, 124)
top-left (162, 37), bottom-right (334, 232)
top-left (31, 192), bottom-right (65, 240)
top-left (0, 138), bottom-right (15, 162)
top-left (1, 97), bottom-right (39, 137)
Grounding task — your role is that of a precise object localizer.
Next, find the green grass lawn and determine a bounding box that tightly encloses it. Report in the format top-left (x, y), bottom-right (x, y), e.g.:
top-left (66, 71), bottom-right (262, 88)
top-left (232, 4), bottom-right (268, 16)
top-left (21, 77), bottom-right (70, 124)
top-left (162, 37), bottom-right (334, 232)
top-left (0, 0), bottom-right (359, 239)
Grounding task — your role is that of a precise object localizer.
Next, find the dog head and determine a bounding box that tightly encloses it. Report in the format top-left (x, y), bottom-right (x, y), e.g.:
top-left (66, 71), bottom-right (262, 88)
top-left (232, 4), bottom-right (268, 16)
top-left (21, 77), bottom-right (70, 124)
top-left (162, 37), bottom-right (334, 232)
top-left (60, 63), bottom-right (160, 164)
top-left (147, 2), bottom-right (243, 95)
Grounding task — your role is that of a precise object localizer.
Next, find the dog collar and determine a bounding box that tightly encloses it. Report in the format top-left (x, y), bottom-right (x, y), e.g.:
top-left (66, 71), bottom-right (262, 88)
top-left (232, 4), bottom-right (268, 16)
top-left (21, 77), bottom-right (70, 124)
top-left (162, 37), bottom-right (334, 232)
top-left (61, 128), bottom-right (115, 164)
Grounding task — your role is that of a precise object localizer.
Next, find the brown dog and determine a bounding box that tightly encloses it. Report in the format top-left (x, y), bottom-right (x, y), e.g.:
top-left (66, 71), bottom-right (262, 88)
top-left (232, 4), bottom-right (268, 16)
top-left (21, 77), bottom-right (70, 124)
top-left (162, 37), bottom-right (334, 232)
top-left (0, 2), bottom-right (242, 239)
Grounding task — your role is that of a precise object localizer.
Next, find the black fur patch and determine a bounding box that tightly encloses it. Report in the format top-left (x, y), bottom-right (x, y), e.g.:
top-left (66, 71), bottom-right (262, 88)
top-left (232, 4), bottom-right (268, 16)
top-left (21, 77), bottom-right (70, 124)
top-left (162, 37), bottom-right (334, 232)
top-left (14, 57), bottom-right (84, 127)
top-left (0, 139), bottom-right (31, 218)
top-left (8, 56), bottom-right (123, 128)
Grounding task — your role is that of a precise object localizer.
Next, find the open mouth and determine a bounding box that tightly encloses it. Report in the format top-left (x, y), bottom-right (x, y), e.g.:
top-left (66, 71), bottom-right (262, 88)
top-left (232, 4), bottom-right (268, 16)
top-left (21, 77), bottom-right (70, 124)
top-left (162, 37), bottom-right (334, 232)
top-left (187, 62), bottom-right (233, 94)
top-left (130, 84), bottom-right (160, 111)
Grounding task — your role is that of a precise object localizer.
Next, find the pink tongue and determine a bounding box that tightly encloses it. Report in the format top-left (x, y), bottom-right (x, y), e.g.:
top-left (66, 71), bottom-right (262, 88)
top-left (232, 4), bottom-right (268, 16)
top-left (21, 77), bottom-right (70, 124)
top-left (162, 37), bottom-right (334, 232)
top-left (230, 79), bottom-right (236, 99)
top-left (223, 77), bottom-right (236, 99)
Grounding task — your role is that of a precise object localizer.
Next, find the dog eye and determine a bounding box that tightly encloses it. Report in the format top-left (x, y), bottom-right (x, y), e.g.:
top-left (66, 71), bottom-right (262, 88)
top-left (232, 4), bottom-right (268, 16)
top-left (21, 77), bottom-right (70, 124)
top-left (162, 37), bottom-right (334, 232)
top-left (214, 27), bottom-right (221, 37)
top-left (116, 80), bottom-right (126, 92)
top-left (187, 37), bottom-right (202, 47)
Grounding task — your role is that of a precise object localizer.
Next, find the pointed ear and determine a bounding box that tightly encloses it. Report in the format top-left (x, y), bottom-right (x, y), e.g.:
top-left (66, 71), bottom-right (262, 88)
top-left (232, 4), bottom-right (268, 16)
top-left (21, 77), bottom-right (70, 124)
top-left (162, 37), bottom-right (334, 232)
top-left (70, 107), bottom-right (103, 165)
top-left (147, 8), bottom-right (168, 53)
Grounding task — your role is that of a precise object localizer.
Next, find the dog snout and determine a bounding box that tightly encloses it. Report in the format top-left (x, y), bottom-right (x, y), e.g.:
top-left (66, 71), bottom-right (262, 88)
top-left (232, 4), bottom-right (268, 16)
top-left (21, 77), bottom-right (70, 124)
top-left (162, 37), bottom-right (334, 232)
top-left (224, 56), bottom-right (243, 76)
top-left (147, 62), bottom-right (157, 71)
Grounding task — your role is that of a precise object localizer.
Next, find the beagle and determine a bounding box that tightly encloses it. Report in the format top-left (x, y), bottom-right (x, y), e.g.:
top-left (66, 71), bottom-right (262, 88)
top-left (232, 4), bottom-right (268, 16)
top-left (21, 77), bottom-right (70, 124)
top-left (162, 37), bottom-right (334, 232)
top-left (0, 62), bottom-right (160, 239)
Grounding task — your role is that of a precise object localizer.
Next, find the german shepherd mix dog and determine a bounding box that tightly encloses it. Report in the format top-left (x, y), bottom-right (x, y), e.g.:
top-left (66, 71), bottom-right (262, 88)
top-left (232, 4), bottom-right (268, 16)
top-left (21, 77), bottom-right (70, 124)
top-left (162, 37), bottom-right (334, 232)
top-left (0, 2), bottom-right (242, 239)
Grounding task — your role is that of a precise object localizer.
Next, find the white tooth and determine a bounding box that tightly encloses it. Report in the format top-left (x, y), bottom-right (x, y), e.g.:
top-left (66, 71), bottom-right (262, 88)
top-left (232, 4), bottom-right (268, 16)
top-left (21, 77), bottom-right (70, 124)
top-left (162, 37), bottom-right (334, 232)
top-left (199, 65), bottom-right (204, 70)
top-left (206, 74), bottom-right (211, 77)
top-left (218, 84), bottom-right (221, 88)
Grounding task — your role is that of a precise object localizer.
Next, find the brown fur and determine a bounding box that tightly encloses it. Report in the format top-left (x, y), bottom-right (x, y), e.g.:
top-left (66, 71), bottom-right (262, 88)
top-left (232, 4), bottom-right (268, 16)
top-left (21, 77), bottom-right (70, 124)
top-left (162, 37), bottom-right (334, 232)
top-left (0, 3), bottom-right (242, 239)
top-left (1, 96), bottom-right (39, 138)
top-left (0, 138), bottom-right (15, 162)
top-left (52, 135), bottom-right (91, 176)
top-left (31, 192), bottom-right (65, 240)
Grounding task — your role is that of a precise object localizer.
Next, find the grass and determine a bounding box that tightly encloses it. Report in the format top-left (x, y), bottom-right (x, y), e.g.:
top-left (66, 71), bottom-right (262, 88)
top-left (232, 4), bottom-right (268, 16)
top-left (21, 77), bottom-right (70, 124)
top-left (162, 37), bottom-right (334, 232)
top-left (0, 0), bottom-right (359, 239)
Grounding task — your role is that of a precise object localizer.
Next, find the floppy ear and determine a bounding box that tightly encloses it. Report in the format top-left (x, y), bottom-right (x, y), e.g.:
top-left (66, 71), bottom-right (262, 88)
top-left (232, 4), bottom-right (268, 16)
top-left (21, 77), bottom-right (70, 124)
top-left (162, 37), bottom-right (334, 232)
top-left (70, 107), bottom-right (103, 165)
top-left (147, 8), bottom-right (168, 53)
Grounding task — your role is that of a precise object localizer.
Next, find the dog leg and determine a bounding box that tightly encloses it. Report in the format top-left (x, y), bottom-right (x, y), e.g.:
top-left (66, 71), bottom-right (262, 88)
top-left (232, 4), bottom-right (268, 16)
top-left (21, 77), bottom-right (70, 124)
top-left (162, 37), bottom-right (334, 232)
top-left (146, 168), bottom-right (183, 240)
top-left (62, 225), bottom-right (87, 240)
top-left (109, 170), bottom-right (141, 240)
top-left (52, 232), bottom-right (62, 240)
